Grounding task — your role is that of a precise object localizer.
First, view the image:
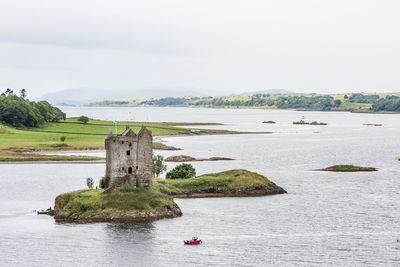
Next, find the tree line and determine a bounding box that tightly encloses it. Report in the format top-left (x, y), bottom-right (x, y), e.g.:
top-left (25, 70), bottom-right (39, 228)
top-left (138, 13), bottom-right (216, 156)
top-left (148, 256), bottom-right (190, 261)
top-left (371, 95), bottom-right (400, 112)
top-left (0, 88), bottom-right (66, 127)
top-left (141, 95), bottom-right (342, 111)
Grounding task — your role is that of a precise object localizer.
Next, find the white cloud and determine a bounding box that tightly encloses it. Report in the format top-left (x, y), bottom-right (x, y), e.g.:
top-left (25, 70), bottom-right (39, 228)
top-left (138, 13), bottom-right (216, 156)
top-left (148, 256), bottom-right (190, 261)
top-left (0, 0), bottom-right (399, 97)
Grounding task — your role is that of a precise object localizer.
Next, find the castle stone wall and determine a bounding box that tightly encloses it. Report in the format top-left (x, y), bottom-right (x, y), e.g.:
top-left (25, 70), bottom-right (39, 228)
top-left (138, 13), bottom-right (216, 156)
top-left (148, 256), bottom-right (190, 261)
top-left (136, 128), bottom-right (153, 190)
top-left (105, 126), bottom-right (152, 190)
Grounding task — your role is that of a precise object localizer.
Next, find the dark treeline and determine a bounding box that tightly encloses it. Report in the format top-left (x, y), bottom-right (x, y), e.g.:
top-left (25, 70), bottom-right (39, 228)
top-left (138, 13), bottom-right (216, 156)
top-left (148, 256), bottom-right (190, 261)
top-left (142, 97), bottom-right (191, 106)
top-left (0, 88), bottom-right (66, 127)
top-left (348, 93), bottom-right (379, 103)
top-left (372, 95), bottom-right (400, 112)
top-left (100, 100), bottom-right (130, 105)
top-left (273, 95), bottom-right (341, 111)
top-left (141, 95), bottom-right (341, 111)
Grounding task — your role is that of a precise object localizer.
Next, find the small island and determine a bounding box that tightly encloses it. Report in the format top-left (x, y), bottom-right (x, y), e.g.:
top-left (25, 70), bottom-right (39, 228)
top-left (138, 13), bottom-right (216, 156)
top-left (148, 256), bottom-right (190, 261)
top-left (363, 123), bottom-right (382, 126)
top-left (164, 155), bottom-right (234, 162)
top-left (153, 169), bottom-right (287, 197)
top-left (54, 188), bottom-right (182, 223)
top-left (293, 120), bottom-right (327, 125)
top-left (262, 120), bottom-right (276, 124)
top-left (315, 165), bottom-right (378, 172)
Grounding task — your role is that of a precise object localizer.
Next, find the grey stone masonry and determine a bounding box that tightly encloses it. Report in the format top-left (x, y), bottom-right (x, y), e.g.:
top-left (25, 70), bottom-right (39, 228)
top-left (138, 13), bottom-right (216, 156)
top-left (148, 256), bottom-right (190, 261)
top-left (105, 125), bottom-right (153, 190)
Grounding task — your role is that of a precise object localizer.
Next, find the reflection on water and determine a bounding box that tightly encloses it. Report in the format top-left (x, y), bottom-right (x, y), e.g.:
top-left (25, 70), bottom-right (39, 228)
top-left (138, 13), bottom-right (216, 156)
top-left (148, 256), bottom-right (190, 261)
top-left (1, 107), bottom-right (400, 266)
top-left (106, 222), bottom-right (155, 235)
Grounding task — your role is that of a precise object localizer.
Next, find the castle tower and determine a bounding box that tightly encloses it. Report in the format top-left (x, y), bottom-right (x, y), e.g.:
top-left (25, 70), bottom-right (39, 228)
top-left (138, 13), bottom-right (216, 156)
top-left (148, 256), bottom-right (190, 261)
top-left (136, 126), bottom-right (153, 190)
top-left (105, 125), bottom-right (153, 190)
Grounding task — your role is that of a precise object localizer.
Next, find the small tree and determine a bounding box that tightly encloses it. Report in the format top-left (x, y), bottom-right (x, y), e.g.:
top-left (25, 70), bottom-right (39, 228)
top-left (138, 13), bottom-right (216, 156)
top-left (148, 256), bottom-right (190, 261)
top-left (166, 163), bottom-right (196, 179)
top-left (152, 154), bottom-right (167, 177)
top-left (5, 88), bottom-right (14, 95)
top-left (99, 176), bottom-right (110, 189)
top-left (78, 115), bottom-right (89, 124)
top-left (60, 136), bottom-right (66, 143)
top-left (19, 88), bottom-right (27, 98)
top-left (86, 177), bottom-right (94, 189)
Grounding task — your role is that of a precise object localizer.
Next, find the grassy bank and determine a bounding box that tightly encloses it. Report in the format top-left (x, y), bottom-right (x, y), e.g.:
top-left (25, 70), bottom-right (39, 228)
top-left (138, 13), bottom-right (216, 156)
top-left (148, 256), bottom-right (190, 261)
top-left (153, 169), bottom-right (286, 197)
top-left (54, 188), bottom-right (182, 222)
top-left (0, 155), bottom-right (103, 162)
top-left (0, 118), bottom-right (239, 161)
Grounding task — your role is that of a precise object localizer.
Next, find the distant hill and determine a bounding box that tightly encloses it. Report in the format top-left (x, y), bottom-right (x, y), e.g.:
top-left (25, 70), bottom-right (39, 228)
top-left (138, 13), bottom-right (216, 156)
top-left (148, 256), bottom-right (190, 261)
top-left (37, 87), bottom-right (223, 106)
top-left (237, 89), bottom-right (293, 96)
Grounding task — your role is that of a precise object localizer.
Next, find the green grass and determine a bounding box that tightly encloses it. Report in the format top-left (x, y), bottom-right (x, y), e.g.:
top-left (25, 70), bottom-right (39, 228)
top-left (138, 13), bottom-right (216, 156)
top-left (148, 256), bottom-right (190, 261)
top-left (153, 169), bottom-right (275, 193)
top-left (56, 188), bottom-right (176, 215)
top-left (34, 118), bottom-right (192, 135)
top-left (0, 156), bottom-right (103, 162)
top-left (0, 118), bottom-right (237, 160)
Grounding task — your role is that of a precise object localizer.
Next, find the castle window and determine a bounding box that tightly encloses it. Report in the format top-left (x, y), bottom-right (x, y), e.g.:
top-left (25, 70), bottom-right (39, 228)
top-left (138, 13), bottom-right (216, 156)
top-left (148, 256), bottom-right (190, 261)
top-left (129, 143), bottom-right (132, 147)
top-left (136, 166), bottom-right (138, 170)
top-left (126, 150), bottom-right (130, 156)
top-left (128, 167), bottom-right (132, 174)
top-left (121, 141), bottom-right (124, 144)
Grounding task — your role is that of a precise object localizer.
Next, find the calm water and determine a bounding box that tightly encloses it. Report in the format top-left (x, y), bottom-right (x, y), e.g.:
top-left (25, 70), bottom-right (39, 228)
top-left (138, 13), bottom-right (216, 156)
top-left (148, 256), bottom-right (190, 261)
top-left (1, 107), bottom-right (399, 266)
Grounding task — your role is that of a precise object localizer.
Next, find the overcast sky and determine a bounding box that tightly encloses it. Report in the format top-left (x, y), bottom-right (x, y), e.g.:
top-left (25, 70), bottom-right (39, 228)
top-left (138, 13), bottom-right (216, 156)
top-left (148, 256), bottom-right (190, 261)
top-left (0, 0), bottom-right (399, 98)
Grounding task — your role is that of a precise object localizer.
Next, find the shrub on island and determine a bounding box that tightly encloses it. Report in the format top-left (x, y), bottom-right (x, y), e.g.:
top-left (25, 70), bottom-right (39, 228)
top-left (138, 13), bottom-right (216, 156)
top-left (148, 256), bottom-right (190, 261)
top-left (166, 163), bottom-right (196, 179)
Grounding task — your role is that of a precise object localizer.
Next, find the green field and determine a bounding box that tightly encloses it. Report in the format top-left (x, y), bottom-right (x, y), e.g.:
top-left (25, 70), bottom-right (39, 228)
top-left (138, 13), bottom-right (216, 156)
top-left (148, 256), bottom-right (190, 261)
top-left (0, 118), bottom-right (236, 161)
top-left (0, 118), bottom-right (230, 151)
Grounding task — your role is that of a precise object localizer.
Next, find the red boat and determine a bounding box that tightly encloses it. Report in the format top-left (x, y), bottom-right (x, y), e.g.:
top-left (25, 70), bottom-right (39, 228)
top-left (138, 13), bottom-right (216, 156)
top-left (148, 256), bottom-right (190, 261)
top-left (184, 237), bottom-right (202, 245)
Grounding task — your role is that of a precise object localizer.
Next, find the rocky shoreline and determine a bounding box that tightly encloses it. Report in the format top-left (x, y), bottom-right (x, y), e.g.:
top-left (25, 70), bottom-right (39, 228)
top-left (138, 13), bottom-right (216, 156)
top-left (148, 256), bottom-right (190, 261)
top-left (160, 184), bottom-right (287, 198)
top-left (54, 205), bottom-right (182, 223)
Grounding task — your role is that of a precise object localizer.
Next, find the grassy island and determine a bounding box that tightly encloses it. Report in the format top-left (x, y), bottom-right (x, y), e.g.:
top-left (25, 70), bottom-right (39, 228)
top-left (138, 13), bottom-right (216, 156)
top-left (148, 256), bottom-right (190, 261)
top-left (164, 155), bottom-right (234, 162)
top-left (54, 188), bottom-right (182, 222)
top-left (153, 169), bottom-right (287, 197)
top-left (316, 165), bottom-right (378, 172)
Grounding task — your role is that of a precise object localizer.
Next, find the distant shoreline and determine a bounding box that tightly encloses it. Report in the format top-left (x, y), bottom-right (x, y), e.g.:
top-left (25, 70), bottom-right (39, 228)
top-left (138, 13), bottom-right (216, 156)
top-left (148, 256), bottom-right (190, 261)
top-left (74, 104), bottom-right (400, 114)
top-left (0, 160), bottom-right (105, 164)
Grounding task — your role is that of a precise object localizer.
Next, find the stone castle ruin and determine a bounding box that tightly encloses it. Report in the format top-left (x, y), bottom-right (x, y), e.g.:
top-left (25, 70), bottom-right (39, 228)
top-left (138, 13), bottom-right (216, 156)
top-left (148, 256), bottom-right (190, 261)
top-left (105, 126), bottom-right (153, 190)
